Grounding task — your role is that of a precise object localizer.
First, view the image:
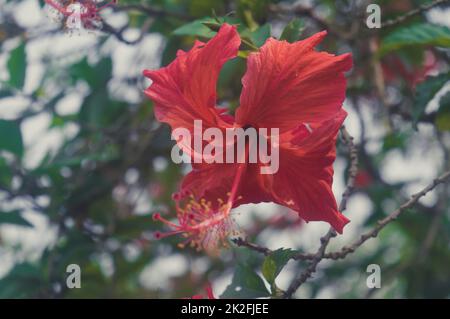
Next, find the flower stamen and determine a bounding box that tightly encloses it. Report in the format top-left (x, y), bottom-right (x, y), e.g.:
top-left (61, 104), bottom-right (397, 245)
top-left (153, 162), bottom-right (247, 252)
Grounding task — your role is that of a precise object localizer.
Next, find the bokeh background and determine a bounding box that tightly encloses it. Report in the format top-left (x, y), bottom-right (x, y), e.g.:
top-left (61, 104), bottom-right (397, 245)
top-left (0, 0), bottom-right (450, 298)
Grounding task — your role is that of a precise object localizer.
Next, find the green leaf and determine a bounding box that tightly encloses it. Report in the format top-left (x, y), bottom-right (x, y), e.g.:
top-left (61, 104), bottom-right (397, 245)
top-left (380, 23), bottom-right (450, 56)
top-left (0, 263), bottom-right (44, 298)
top-left (435, 91), bottom-right (450, 131)
top-left (413, 72), bottom-right (450, 125)
top-left (79, 90), bottom-right (126, 127)
top-left (0, 210), bottom-right (33, 228)
top-left (280, 18), bottom-right (304, 43)
top-left (382, 132), bottom-right (409, 153)
top-left (161, 36), bottom-right (182, 66)
top-left (70, 57), bottom-right (112, 88)
top-left (237, 0), bottom-right (270, 24)
top-left (239, 24), bottom-right (271, 50)
top-left (189, 0), bottom-right (225, 17)
top-left (174, 17), bottom-right (240, 38)
top-left (0, 119), bottom-right (24, 157)
top-left (0, 156), bottom-right (13, 187)
top-left (0, 89), bottom-right (13, 98)
top-left (221, 263), bottom-right (271, 299)
top-left (114, 214), bottom-right (158, 240)
top-left (261, 257), bottom-right (276, 285)
top-left (173, 18), bottom-right (217, 38)
top-left (262, 248), bottom-right (296, 286)
top-left (249, 23), bottom-right (271, 47)
top-left (7, 41), bottom-right (27, 89)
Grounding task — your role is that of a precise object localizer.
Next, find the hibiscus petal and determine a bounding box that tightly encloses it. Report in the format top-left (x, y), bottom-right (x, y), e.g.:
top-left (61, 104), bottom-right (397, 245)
top-left (235, 31), bottom-right (352, 133)
top-left (269, 111), bottom-right (349, 233)
top-left (180, 111), bottom-right (349, 233)
top-left (180, 162), bottom-right (273, 208)
top-left (143, 24), bottom-right (240, 131)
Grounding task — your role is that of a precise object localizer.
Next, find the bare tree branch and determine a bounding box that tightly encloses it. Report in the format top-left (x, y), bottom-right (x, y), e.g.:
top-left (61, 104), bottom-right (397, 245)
top-left (231, 237), bottom-right (271, 255)
top-left (381, 0), bottom-right (450, 28)
top-left (102, 19), bottom-right (152, 45)
top-left (338, 126), bottom-right (359, 212)
top-left (236, 167), bottom-right (450, 266)
top-left (232, 237), bottom-right (315, 260)
top-left (283, 228), bottom-right (335, 298)
top-left (324, 169), bottom-right (450, 260)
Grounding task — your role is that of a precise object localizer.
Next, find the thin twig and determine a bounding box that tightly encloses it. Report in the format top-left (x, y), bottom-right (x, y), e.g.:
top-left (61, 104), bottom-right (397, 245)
top-left (381, 0), bottom-right (450, 28)
top-left (338, 126), bottom-right (359, 212)
top-left (232, 238), bottom-right (314, 260)
top-left (417, 131), bottom-right (450, 261)
top-left (101, 19), bottom-right (152, 45)
top-left (284, 229), bottom-right (336, 298)
top-left (324, 170), bottom-right (450, 260)
top-left (231, 238), bottom-right (271, 255)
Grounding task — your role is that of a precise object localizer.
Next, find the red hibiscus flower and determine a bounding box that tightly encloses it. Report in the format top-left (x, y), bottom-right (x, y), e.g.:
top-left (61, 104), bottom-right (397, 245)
top-left (144, 24), bottom-right (352, 250)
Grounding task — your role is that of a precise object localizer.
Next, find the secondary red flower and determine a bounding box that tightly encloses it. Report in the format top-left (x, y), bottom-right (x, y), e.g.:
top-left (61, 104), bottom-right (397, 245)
top-left (382, 51), bottom-right (438, 88)
top-left (45, 0), bottom-right (116, 30)
top-left (186, 283), bottom-right (216, 299)
top-left (144, 24), bottom-right (352, 249)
